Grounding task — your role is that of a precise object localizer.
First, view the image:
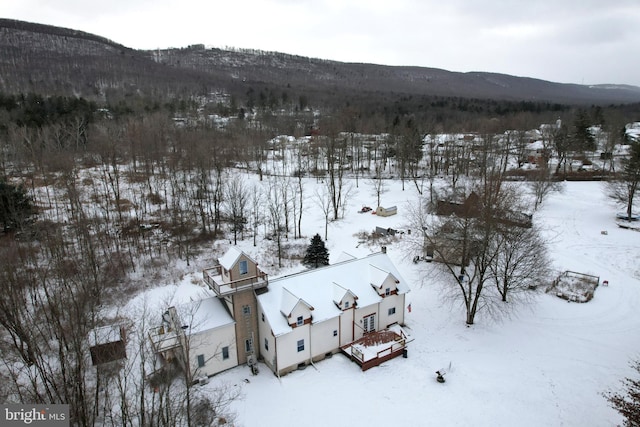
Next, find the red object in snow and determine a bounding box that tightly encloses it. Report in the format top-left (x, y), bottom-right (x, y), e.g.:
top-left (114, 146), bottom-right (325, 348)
top-left (603, 280), bottom-right (609, 286)
top-left (407, 303), bottom-right (412, 313)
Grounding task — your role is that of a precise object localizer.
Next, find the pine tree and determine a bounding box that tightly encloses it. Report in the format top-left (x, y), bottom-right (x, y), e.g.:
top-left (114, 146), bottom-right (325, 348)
top-left (303, 233), bottom-right (329, 268)
top-left (0, 179), bottom-right (34, 231)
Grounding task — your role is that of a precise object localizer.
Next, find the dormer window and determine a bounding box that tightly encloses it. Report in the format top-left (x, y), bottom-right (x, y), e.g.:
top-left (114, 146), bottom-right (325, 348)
top-left (296, 316), bottom-right (303, 326)
top-left (385, 287), bottom-right (391, 296)
top-left (344, 301), bottom-right (350, 309)
top-left (239, 260), bottom-right (248, 275)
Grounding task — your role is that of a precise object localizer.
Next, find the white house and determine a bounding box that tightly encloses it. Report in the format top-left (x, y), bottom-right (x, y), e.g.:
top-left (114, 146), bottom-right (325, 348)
top-left (150, 247), bottom-right (410, 380)
top-left (256, 250), bottom-right (410, 376)
top-left (149, 296), bottom-right (238, 382)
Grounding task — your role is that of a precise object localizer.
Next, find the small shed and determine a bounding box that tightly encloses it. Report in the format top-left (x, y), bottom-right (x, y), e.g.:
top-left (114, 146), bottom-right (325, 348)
top-left (376, 206), bottom-right (397, 217)
top-left (89, 325), bottom-right (127, 366)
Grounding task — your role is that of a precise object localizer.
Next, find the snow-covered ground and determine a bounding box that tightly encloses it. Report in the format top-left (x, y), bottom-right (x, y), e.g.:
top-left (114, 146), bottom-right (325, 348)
top-left (131, 178), bottom-right (640, 426)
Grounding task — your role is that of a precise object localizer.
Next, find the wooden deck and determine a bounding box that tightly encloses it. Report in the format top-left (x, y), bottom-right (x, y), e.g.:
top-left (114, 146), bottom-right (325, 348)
top-left (341, 326), bottom-right (408, 371)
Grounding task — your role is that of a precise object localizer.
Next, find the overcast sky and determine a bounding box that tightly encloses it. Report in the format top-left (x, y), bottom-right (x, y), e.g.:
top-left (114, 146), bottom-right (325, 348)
top-left (4, 0), bottom-right (640, 86)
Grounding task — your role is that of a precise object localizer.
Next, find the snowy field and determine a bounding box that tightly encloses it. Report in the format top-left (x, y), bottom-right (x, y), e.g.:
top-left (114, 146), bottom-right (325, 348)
top-left (130, 178), bottom-right (640, 426)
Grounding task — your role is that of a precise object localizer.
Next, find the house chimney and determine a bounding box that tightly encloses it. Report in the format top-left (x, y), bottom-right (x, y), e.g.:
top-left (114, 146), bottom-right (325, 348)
top-left (381, 246), bottom-right (387, 254)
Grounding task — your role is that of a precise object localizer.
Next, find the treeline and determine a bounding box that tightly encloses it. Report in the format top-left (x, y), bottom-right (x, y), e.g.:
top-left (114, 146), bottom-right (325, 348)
top-left (0, 93), bottom-right (96, 129)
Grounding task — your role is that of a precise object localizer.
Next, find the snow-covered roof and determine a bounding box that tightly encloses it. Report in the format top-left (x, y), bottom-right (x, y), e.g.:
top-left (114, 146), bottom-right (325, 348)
top-left (280, 287), bottom-right (314, 317)
top-left (369, 264), bottom-right (398, 290)
top-left (219, 246), bottom-right (244, 270)
top-left (332, 282), bottom-right (356, 305)
top-left (258, 252), bottom-right (410, 337)
top-left (88, 325), bottom-right (123, 347)
top-left (175, 296), bottom-right (235, 335)
top-left (335, 252), bottom-right (357, 263)
top-left (527, 140), bottom-right (545, 150)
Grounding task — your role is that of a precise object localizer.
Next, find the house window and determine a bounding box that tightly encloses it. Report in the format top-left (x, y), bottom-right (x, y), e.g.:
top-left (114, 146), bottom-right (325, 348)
top-left (344, 301), bottom-right (350, 309)
top-left (388, 307), bottom-right (396, 315)
top-left (197, 354), bottom-right (205, 368)
top-left (261, 312), bottom-right (265, 322)
top-left (385, 287), bottom-right (391, 296)
top-left (297, 339), bottom-right (305, 352)
top-left (296, 316), bottom-right (303, 326)
top-left (333, 330), bottom-right (338, 337)
top-left (242, 305), bottom-right (251, 316)
top-left (245, 338), bottom-right (253, 353)
top-left (239, 260), bottom-right (248, 275)
top-left (264, 338), bottom-right (269, 351)
top-left (222, 346), bottom-right (229, 360)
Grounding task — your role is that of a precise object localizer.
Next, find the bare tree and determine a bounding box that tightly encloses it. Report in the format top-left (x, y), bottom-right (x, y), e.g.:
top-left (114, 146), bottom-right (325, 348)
top-left (314, 182), bottom-right (332, 241)
top-left (250, 184), bottom-right (264, 247)
top-left (409, 170), bottom-right (545, 324)
top-left (605, 359), bottom-right (640, 427)
top-left (606, 140), bottom-right (640, 220)
top-left (266, 177), bottom-right (285, 267)
top-left (489, 224), bottom-right (551, 303)
top-left (224, 176), bottom-right (249, 245)
top-left (529, 165), bottom-right (563, 210)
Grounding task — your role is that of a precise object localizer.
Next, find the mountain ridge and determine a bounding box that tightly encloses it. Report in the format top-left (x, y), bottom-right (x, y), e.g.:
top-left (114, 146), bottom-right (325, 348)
top-left (1, 18), bottom-right (639, 106)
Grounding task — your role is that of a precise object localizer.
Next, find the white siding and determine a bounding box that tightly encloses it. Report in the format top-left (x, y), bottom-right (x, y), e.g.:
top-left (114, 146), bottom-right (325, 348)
top-left (275, 325), bottom-right (310, 372)
top-left (257, 303), bottom-right (277, 371)
top-left (188, 324), bottom-right (238, 379)
top-left (379, 294), bottom-right (405, 328)
top-left (288, 302), bottom-right (312, 327)
top-left (339, 309), bottom-right (355, 346)
top-left (310, 317), bottom-right (339, 358)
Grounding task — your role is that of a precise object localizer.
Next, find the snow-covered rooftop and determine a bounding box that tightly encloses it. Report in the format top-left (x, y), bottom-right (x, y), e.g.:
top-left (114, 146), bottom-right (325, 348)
top-left (258, 252), bottom-right (410, 336)
top-left (175, 296), bottom-right (235, 335)
top-left (219, 246), bottom-right (244, 270)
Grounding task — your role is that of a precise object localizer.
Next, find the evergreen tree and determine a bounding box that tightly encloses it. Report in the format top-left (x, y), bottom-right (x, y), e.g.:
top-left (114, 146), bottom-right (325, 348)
top-left (570, 109), bottom-right (596, 152)
top-left (0, 179), bottom-right (34, 231)
top-left (303, 233), bottom-right (329, 268)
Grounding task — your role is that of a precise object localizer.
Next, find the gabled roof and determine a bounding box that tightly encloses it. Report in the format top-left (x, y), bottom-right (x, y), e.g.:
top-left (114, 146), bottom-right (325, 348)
top-left (332, 282), bottom-right (357, 305)
top-left (369, 265), bottom-right (399, 289)
top-left (174, 296), bottom-right (235, 335)
top-left (219, 247), bottom-right (245, 270)
top-left (257, 252), bottom-right (409, 336)
top-left (280, 287), bottom-right (314, 318)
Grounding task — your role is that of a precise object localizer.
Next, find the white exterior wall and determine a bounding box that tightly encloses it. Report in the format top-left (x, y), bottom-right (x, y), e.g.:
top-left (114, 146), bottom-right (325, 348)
top-left (288, 303), bottom-right (311, 326)
top-left (378, 294), bottom-right (405, 329)
top-left (275, 325), bottom-right (310, 372)
top-left (374, 275), bottom-right (399, 296)
top-left (257, 304), bottom-right (277, 371)
top-left (339, 308), bottom-right (355, 346)
top-left (338, 293), bottom-right (356, 310)
top-left (353, 303), bottom-right (379, 341)
top-left (309, 317), bottom-right (340, 358)
top-left (189, 324), bottom-right (238, 379)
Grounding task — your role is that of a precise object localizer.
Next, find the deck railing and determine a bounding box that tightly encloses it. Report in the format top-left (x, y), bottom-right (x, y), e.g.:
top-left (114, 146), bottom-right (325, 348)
top-left (148, 325), bottom-right (182, 353)
top-left (202, 265), bottom-right (269, 296)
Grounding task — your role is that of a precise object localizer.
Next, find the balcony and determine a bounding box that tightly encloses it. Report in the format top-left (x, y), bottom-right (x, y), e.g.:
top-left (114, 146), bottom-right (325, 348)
top-left (203, 265), bottom-right (269, 297)
top-left (148, 325), bottom-right (182, 354)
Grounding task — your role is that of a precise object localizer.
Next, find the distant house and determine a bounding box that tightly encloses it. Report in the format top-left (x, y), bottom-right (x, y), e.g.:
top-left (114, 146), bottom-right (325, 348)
top-left (89, 325), bottom-right (127, 366)
top-left (376, 206), bottom-right (397, 217)
top-left (427, 192), bottom-right (532, 264)
top-left (150, 247), bottom-right (411, 380)
top-left (435, 192), bottom-right (531, 228)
